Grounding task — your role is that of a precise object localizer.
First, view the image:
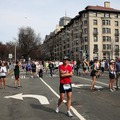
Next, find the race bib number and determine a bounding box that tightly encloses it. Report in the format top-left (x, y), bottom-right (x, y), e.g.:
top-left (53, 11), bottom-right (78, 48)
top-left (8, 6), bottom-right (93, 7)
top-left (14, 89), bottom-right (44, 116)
top-left (63, 84), bottom-right (71, 90)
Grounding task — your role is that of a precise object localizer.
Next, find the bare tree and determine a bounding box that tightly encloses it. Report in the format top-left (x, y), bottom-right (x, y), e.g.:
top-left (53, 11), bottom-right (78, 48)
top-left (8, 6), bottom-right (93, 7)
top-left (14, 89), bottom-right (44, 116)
top-left (18, 27), bottom-right (41, 61)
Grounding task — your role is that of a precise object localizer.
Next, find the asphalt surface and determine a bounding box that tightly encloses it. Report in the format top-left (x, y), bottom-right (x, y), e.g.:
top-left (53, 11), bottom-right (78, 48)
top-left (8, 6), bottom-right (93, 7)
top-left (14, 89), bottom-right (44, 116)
top-left (0, 69), bottom-right (120, 120)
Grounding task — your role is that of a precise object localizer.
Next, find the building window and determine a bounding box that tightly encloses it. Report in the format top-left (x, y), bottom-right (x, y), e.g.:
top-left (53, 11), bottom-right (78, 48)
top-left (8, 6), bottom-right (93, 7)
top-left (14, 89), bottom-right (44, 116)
top-left (102, 20), bottom-right (110, 25)
top-left (103, 28), bottom-right (105, 33)
top-left (102, 36), bottom-right (111, 42)
top-left (115, 29), bottom-right (119, 36)
top-left (115, 45), bottom-right (119, 50)
top-left (76, 40), bottom-right (79, 45)
top-left (107, 44), bottom-right (111, 49)
top-left (93, 28), bottom-right (98, 32)
top-left (103, 36), bottom-right (106, 42)
top-left (84, 20), bottom-right (87, 25)
top-left (76, 47), bottom-right (78, 52)
top-left (102, 20), bottom-right (105, 25)
top-left (85, 45), bottom-right (88, 50)
top-left (103, 53), bottom-right (106, 56)
top-left (115, 29), bottom-right (119, 32)
top-left (84, 28), bottom-right (88, 34)
top-left (93, 12), bottom-right (97, 17)
top-left (93, 28), bottom-right (98, 35)
top-left (93, 20), bottom-right (97, 25)
top-left (104, 13), bottom-right (110, 17)
top-left (106, 20), bottom-right (110, 25)
top-left (115, 29), bottom-right (119, 34)
top-left (84, 13), bottom-right (87, 17)
top-left (115, 36), bottom-right (119, 42)
top-left (94, 36), bottom-right (98, 42)
top-left (107, 28), bottom-right (111, 33)
top-left (115, 21), bottom-right (119, 26)
top-left (84, 37), bottom-right (88, 42)
top-left (101, 13), bottom-right (104, 17)
top-left (114, 46), bottom-right (119, 55)
top-left (103, 44), bottom-right (111, 50)
top-left (106, 36), bottom-right (111, 42)
top-left (102, 28), bottom-right (111, 34)
top-left (94, 44), bottom-right (98, 52)
top-left (103, 44), bottom-right (106, 50)
top-left (115, 14), bottom-right (118, 18)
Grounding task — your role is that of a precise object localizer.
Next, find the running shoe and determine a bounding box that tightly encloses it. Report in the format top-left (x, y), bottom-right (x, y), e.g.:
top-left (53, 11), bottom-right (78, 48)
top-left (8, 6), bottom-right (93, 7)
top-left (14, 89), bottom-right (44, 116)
top-left (112, 88), bottom-right (116, 91)
top-left (67, 111), bottom-right (73, 117)
top-left (55, 107), bottom-right (59, 113)
top-left (110, 89), bottom-right (114, 92)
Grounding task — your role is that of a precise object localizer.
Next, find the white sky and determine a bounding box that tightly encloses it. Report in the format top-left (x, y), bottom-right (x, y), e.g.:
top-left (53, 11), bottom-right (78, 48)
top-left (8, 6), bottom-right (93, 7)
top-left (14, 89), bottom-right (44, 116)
top-left (0, 0), bottom-right (120, 43)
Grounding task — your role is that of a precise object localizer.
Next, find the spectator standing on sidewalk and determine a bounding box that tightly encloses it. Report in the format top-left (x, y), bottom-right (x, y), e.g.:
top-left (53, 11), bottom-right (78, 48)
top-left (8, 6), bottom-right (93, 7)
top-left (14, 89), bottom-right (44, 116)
top-left (55, 56), bottom-right (73, 117)
top-left (90, 59), bottom-right (98, 91)
top-left (0, 62), bottom-right (7, 89)
top-left (115, 56), bottom-right (120, 90)
top-left (48, 61), bottom-right (54, 77)
top-left (109, 59), bottom-right (116, 92)
top-left (38, 61), bottom-right (44, 78)
top-left (14, 61), bottom-right (21, 88)
top-left (75, 59), bottom-right (80, 76)
top-left (31, 61), bottom-right (36, 78)
top-left (100, 59), bottom-right (105, 76)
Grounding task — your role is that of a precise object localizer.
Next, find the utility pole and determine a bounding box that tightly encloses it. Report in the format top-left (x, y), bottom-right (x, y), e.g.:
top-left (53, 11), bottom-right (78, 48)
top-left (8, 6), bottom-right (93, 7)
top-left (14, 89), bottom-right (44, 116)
top-left (14, 38), bottom-right (17, 62)
top-left (15, 44), bottom-right (16, 62)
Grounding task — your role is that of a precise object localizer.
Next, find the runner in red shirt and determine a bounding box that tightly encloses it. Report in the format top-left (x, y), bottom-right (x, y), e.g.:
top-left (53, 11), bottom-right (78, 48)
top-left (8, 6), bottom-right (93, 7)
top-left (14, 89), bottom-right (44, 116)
top-left (55, 56), bottom-right (73, 117)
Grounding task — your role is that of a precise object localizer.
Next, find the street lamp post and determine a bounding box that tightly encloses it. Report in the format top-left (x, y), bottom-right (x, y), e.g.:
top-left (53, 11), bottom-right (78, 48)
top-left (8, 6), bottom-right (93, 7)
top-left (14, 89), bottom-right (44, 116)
top-left (15, 44), bottom-right (16, 62)
top-left (14, 38), bottom-right (17, 62)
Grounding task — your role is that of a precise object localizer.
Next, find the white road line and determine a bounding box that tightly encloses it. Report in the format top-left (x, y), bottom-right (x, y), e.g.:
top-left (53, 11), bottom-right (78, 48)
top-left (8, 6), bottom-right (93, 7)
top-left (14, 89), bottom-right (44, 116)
top-left (77, 76), bottom-right (120, 89)
top-left (38, 75), bottom-right (86, 120)
top-left (77, 76), bottom-right (108, 86)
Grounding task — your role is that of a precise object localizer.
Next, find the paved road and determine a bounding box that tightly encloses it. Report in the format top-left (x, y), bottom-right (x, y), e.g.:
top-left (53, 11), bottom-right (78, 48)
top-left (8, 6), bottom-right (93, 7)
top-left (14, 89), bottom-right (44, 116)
top-left (0, 70), bottom-right (120, 120)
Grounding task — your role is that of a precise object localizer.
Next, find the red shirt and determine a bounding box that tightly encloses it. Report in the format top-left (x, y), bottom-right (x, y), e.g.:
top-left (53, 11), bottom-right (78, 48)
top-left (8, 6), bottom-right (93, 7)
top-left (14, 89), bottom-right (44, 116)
top-left (59, 64), bottom-right (72, 84)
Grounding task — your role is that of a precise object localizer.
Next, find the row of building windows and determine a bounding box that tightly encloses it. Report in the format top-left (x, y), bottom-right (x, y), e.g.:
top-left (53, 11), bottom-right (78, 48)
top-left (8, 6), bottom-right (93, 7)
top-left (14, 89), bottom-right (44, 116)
top-left (55, 35), bottom-right (119, 48)
top-left (93, 28), bottom-right (119, 34)
top-left (71, 20), bottom-right (119, 35)
top-left (92, 12), bottom-right (118, 18)
top-left (56, 44), bottom-right (119, 53)
top-left (93, 44), bottom-right (119, 52)
top-left (73, 28), bottom-right (120, 35)
top-left (73, 19), bottom-right (119, 28)
top-left (93, 19), bottom-right (119, 26)
top-left (103, 44), bottom-right (119, 50)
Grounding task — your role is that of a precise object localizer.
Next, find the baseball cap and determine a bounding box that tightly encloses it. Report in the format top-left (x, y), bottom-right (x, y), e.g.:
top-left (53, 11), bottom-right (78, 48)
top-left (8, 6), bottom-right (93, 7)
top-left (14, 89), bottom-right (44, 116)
top-left (110, 59), bottom-right (115, 63)
top-left (63, 56), bottom-right (69, 60)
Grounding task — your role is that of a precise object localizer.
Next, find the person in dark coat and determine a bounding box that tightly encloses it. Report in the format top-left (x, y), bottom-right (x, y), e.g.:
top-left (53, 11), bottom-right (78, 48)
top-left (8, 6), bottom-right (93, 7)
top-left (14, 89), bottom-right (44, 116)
top-left (49, 61), bottom-right (54, 77)
top-left (14, 61), bottom-right (21, 88)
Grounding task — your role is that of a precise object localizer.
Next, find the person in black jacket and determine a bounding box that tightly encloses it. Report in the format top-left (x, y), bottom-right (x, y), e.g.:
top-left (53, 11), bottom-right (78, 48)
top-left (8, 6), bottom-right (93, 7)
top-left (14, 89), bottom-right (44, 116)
top-left (38, 62), bottom-right (44, 78)
top-left (31, 61), bottom-right (36, 78)
top-left (49, 61), bottom-right (54, 77)
top-left (14, 61), bottom-right (21, 88)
